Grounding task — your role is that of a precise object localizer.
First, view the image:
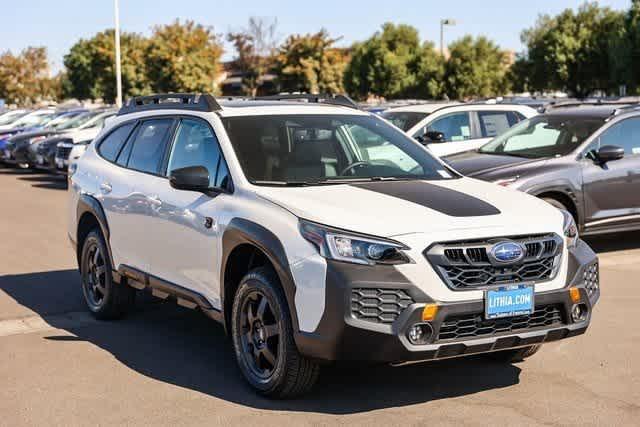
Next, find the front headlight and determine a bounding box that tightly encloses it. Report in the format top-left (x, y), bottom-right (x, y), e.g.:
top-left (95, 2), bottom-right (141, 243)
top-left (299, 219), bottom-right (412, 265)
top-left (561, 210), bottom-right (578, 248)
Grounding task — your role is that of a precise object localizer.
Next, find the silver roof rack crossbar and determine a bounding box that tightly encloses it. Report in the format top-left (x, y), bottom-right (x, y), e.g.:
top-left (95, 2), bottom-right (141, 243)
top-left (117, 93), bottom-right (221, 115)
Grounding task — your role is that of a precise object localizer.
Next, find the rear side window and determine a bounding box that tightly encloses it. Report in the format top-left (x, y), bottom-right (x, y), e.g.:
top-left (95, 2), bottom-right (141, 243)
top-left (98, 123), bottom-right (135, 162)
top-left (127, 119), bottom-right (174, 174)
top-left (478, 111), bottom-right (521, 138)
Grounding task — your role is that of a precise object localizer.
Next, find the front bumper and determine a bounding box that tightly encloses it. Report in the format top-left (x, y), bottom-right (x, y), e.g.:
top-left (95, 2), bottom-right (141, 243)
top-left (295, 239), bottom-right (599, 364)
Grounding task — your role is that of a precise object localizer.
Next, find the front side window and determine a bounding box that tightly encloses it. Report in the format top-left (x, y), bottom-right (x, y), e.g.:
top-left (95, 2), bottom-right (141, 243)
top-left (480, 115), bottom-right (604, 158)
top-left (167, 118), bottom-right (226, 187)
top-left (222, 114), bottom-right (455, 185)
top-left (98, 122), bottom-right (135, 162)
top-left (127, 118), bottom-right (173, 174)
top-left (420, 112), bottom-right (471, 142)
top-left (381, 111), bottom-right (429, 132)
top-left (598, 118), bottom-right (640, 155)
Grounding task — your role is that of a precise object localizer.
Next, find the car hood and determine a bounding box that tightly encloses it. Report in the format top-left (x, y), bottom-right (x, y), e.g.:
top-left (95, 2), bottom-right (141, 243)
top-left (443, 150), bottom-right (548, 177)
top-left (60, 127), bottom-right (100, 143)
top-left (252, 178), bottom-right (562, 238)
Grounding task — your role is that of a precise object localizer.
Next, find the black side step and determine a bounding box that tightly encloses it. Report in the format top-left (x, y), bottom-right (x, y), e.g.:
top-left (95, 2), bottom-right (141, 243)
top-left (118, 265), bottom-right (223, 323)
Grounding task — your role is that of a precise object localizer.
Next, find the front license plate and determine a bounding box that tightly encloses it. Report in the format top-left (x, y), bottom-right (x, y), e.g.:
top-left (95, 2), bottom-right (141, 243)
top-left (56, 159), bottom-right (63, 169)
top-left (36, 155), bottom-right (44, 164)
top-left (485, 285), bottom-right (534, 319)
top-left (4, 149), bottom-right (10, 159)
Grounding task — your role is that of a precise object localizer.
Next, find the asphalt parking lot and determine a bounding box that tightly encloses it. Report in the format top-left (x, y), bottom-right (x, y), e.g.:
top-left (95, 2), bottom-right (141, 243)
top-left (0, 167), bottom-right (639, 426)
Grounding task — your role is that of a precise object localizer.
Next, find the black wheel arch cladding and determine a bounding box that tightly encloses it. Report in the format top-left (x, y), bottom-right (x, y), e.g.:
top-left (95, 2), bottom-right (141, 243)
top-left (221, 218), bottom-right (301, 335)
top-left (76, 194), bottom-right (116, 272)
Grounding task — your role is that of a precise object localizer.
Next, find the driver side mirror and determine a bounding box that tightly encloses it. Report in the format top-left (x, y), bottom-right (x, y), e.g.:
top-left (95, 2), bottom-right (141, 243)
top-left (169, 166), bottom-right (211, 192)
top-left (595, 145), bottom-right (625, 163)
top-left (420, 131), bottom-right (445, 144)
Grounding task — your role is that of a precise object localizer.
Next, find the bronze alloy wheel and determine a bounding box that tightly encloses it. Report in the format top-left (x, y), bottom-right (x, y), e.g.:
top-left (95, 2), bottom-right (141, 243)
top-left (82, 240), bottom-right (109, 310)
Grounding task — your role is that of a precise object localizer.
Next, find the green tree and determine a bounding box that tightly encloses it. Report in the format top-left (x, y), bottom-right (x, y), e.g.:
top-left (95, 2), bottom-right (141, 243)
top-left (444, 36), bottom-right (510, 99)
top-left (609, 0), bottom-right (640, 94)
top-left (227, 17), bottom-right (278, 96)
top-left (519, 2), bottom-right (625, 97)
top-left (63, 30), bottom-right (150, 103)
top-left (274, 30), bottom-right (348, 94)
top-left (0, 47), bottom-right (58, 106)
top-left (146, 20), bottom-right (224, 94)
top-left (343, 23), bottom-right (443, 100)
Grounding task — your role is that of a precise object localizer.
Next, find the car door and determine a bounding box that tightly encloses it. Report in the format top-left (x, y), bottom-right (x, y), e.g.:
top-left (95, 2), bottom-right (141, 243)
top-left (143, 117), bottom-right (231, 306)
top-left (114, 117), bottom-right (176, 273)
top-left (416, 111), bottom-right (473, 157)
top-left (581, 117), bottom-right (640, 230)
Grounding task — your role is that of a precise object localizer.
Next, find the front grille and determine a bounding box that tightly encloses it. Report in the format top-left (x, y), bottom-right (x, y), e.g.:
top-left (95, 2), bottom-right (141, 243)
top-left (351, 288), bottom-right (414, 324)
top-left (56, 144), bottom-right (73, 160)
top-left (583, 261), bottom-right (599, 297)
top-left (425, 234), bottom-right (563, 290)
top-left (437, 304), bottom-right (564, 341)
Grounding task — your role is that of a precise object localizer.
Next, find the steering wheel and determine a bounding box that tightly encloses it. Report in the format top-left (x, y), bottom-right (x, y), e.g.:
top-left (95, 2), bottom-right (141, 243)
top-left (340, 161), bottom-right (370, 176)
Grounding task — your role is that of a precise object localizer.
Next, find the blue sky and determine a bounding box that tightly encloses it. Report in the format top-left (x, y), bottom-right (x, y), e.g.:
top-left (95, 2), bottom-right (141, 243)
top-left (1, 0), bottom-right (632, 73)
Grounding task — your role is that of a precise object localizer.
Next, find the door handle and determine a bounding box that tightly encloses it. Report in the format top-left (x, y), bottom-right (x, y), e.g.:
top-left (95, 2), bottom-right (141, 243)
top-left (99, 183), bottom-right (112, 194)
top-left (147, 195), bottom-right (163, 207)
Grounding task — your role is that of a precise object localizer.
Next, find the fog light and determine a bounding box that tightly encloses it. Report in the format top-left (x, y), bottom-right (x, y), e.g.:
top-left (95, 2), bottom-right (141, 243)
top-left (407, 323), bottom-right (433, 345)
top-left (571, 303), bottom-right (588, 322)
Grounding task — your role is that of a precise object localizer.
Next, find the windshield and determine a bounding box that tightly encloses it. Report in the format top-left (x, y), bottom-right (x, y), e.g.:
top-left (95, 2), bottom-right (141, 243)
top-left (47, 112), bottom-right (84, 128)
top-left (0, 111), bottom-right (29, 126)
top-left (55, 111), bottom-right (98, 130)
top-left (381, 111), bottom-right (429, 131)
top-left (11, 112), bottom-right (56, 128)
top-left (479, 115), bottom-right (604, 158)
top-left (222, 114), bottom-right (456, 185)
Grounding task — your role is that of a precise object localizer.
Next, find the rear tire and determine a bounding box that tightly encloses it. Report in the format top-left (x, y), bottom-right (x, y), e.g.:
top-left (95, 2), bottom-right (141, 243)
top-left (231, 267), bottom-right (320, 398)
top-left (80, 230), bottom-right (135, 320)
top-left (488, 344), bottom-right (542, 363)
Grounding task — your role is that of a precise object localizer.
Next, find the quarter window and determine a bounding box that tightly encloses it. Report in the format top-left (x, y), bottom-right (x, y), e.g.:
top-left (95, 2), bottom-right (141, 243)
top-left (127, 119), bottom-right (173, 174)
top-left (97, 122), bottom-right (135, 162)
top-left (167, 118), bottom-right (226, 187)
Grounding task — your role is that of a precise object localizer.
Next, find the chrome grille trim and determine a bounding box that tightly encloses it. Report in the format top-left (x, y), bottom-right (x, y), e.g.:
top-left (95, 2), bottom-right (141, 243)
top-left (425, 234), bottom-right (563, 290)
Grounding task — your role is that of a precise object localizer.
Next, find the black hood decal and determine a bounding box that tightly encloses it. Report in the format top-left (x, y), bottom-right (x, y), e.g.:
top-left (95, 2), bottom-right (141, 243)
top-left (351, 181), bottom-right (501, 217)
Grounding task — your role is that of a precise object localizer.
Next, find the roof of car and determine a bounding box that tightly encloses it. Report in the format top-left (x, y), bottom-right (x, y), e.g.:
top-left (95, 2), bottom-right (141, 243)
top-left (383, 102), bottom-right (461, 113)
top-left (543, 105), bottom-right (623, 120)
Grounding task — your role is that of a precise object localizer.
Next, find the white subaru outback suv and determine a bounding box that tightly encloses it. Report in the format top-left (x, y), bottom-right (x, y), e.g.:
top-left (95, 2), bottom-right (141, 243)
top-left (68, 93), bottom-right (599, 398)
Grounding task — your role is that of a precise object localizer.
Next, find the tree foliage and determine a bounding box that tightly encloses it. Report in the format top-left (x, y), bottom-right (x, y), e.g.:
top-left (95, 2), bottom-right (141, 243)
top-left (516, 2), bottom-right (625, 97)
top-left (227, 17), bottom-right (278, 96)
top-left (274, 30), bottom-right (348, 94)
top-left (0, 47), bottom-right (60, 105)
top-left (64, 30), bottom-right (150, 103)
top-left (445, 36), bottom-right (510, 99)
top-left (343, 23), bottom-right (443, 100)
top-left (146, 20), bottom-right (224, 94)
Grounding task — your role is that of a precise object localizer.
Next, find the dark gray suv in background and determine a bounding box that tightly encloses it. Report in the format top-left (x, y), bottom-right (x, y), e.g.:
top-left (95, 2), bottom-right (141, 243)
top-left (445, 105), bottom-right (640, 236)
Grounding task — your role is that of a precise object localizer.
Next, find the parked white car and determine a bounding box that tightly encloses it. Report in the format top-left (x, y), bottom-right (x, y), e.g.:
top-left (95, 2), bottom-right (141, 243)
top-left (382, 103), bottom-right (538, 157)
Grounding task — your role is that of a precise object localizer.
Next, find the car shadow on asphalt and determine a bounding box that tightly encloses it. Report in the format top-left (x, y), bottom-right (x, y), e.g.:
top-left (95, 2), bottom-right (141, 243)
top-left (0, 269), bottom-right (523, 414)
top-left (584, 231), bottom-right (640, 253)
top-left (0, 167), bottom-right (68, 190)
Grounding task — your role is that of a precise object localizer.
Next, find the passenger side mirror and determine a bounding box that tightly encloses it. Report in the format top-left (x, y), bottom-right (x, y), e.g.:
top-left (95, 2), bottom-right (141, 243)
top-left (595, 145), bottom-right (625, 163)
top-left (169, 166), bottom-right (211, 192)
top-left (422, 131), bottom-right (446, 144)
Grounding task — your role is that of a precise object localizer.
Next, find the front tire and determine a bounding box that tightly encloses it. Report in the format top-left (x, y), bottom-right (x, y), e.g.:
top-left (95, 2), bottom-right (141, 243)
top-left (80, 230), bottom-right (135, 319)
top-left (231, 267), bottom-right (320, 398)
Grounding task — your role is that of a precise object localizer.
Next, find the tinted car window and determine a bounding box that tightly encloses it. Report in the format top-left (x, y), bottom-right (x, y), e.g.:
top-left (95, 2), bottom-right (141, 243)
top-left (599, 118), bottom-right (640, 155)
top-left (424, 112), bottom-right (471, 142)
top-left (127, 119), bottom-right (173, 174)
top-left (98, 122), bottom-right (135, 162)
top-left (222, 114), bottom-right (455, 184)
top-left (167, 118), bottom-right (223, 187)
top-left (381, 111), bottom-right (429, 132)
top-left (478, 111), bottom-right (520, 137)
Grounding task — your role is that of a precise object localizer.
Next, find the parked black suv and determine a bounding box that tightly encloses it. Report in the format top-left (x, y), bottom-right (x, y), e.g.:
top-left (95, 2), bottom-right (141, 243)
top-left (445, 105), bottom-right (640, 236)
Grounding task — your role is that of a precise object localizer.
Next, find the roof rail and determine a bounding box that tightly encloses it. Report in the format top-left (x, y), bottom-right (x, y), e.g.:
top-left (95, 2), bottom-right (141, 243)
top-left (117, 93), bottom-right (221, 116)
top-left (255, 94), bottom-right (359, 109)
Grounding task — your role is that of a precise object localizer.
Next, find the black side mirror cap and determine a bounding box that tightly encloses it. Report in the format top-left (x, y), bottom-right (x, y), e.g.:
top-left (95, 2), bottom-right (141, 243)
top-left (169, 166), bottom-right (211, 192)
top-left (596, 145), bottom-right (625, 163)
top-left (423, 131), bottom-right (445, 143)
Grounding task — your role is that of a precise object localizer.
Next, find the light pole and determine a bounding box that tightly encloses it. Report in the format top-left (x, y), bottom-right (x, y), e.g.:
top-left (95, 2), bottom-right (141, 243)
top-left (440, 19), bottom-right (456, 56)
top-left (114, 0), bottom-right (123, 108)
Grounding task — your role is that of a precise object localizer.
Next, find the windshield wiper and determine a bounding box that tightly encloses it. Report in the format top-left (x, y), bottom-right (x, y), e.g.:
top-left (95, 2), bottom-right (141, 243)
top-left (251, 180), bottom-right (312, 186)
